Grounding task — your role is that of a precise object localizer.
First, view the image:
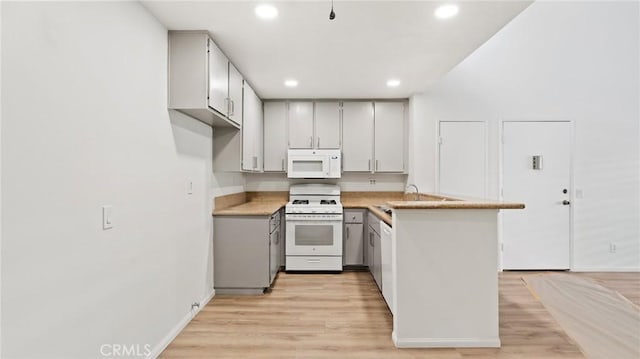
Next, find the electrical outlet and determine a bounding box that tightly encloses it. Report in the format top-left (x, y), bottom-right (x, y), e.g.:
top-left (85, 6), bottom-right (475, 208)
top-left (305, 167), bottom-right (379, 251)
top-left (369, 179), bottom-right (376, 185)
top-left (609, 243), bottom-right (617, 253)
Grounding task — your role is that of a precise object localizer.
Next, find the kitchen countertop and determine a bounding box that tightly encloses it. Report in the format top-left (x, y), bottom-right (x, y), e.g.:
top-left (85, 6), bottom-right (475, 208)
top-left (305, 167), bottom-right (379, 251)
top-left (212, 191), bottom-right (524, 217)
top-left (213, 200), bottom-right (287, 216)
top-left (386, 199), bottom-right (524, 210)
top-left (212, 191), bottom-right (287, 216)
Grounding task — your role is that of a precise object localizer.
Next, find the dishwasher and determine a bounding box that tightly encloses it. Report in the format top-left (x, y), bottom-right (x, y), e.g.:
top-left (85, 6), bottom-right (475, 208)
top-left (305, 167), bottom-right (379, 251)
top-left (380, 221), bottom-right (394, 315)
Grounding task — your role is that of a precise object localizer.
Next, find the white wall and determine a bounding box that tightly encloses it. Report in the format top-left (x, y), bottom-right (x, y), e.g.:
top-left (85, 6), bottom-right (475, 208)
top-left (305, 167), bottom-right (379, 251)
top-left (245, 173), bottom-right (408, 192)
top-left (410, 1), bottom-right (640, 270)
top-left (0, 1), bottom-right (3, 354)
top-left (1, 2), bottom-right (243, 358)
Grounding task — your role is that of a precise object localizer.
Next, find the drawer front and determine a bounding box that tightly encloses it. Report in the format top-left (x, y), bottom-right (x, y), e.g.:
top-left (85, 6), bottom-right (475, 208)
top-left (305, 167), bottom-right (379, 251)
top-left (344, 210), bottom-right (363, 224)
top-left (286, 256), bottom-right (342, 271)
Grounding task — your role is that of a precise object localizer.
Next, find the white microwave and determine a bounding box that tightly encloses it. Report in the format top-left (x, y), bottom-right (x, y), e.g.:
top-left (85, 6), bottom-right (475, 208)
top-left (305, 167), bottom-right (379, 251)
top-left (287, 149), bottom-right (341, 179)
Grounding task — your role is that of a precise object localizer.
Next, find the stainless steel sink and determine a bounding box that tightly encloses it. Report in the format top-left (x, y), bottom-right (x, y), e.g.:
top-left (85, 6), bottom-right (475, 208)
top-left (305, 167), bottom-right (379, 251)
top-left (376, 205), bottom-right (393, 216)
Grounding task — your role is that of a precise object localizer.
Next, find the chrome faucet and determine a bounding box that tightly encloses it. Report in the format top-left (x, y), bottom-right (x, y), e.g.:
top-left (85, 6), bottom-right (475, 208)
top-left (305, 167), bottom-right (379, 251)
top-left (405, 184), bottom-right (420, 201)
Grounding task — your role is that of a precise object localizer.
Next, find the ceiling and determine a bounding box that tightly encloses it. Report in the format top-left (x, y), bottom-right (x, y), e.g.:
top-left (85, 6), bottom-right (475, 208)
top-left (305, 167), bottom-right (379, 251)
top-left (142, 1), bottom-right (532, 99)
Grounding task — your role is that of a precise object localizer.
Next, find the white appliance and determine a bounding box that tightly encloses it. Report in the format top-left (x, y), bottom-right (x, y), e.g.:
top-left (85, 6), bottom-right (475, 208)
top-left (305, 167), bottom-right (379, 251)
top-left (287, 149), bottom-right (341, 179)
top-left (380, 221), bottom-right (394, 314)
top-left (285, 184), bottom-right (343, 271)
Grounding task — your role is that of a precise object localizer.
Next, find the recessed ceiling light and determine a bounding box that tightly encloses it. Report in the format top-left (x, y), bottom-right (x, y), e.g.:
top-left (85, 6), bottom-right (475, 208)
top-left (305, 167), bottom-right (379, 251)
top-left (284, 79), bottom-right (298, 87)
top-left (434, 4), bottom-right (459, 19)
top-left (387, 79), bottom-right (401, 87)
top-left (255, 4), bottom-right (278, 20)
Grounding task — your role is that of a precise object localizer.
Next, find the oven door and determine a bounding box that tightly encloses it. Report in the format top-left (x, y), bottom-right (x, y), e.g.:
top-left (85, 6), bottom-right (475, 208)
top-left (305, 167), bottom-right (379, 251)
top-left (286, 217), bottom-right (343, 256)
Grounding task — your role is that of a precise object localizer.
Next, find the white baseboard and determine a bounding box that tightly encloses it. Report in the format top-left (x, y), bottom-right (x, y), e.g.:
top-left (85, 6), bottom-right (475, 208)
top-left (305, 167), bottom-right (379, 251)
top-left (147, 289), bottom-right (216, 359)
top-left (393, 335), bottom-right (501, 348)
top-left (571, 267), bottom-right (640, 272)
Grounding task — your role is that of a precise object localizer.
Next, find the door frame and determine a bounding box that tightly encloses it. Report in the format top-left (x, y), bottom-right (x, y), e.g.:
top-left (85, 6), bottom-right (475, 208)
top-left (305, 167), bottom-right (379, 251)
top-left (435, 120), bottom-right (489, 197)
top-left (498, 119), bottom-right (576, 271)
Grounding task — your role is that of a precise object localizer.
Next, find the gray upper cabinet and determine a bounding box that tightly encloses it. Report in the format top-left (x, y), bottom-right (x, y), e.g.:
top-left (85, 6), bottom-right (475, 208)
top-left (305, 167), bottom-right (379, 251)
top-left (288, 102), bottom-right (314, 149)
top-left (374, 102), bottom-right (405, 172)
top-left (264, 102), bottom-right (288, 172)
top-left (207, 38), bottom-right (230, 116)
top-left (241, 82), bottom-right (263, 171)
top-left (314, 102), bottom-right (341, 149)
top-left (213, 81), bottom-right (262, 172)
top-left (168, 31), bottom-right (242, 128)
top-left (227, 62), bottom-right (243, 126)
top-left (342, 102), bottom-right (374, 172)
top-left (341, 101), bottom-right (405, 173)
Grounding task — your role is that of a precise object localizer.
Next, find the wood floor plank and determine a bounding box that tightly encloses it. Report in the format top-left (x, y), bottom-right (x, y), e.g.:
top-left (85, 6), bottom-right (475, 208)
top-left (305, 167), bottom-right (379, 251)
top-left (161, 271), bottom-right (639, 358)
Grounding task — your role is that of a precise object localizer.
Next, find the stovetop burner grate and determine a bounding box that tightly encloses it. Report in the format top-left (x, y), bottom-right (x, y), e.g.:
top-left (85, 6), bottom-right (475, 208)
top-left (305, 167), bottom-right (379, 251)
top-left (292, 200), bottom-right (309, 205)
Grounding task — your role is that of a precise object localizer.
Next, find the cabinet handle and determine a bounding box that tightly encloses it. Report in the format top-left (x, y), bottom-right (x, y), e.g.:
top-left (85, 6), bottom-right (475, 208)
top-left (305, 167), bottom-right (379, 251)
top-left (253, 156), bottom-right (257, 169)
top-left (369, 233), bottom-right (374, 246)
top-left (231, 99), bottom-right (235, 116)
top-left (282, 158), bottom-right (285, 171)
top-left (368, 159), bottom-right (371, 171)
top-left (309, 136), bottom-right (313, 147)
top-left (376, 160), bottom-right (379, 171)
top-left (307, 259), bottom-right (321, 263)
top-left (317, 137), bottom-right (320, 148)
top-left (346, 227), bottom-right (350, 238)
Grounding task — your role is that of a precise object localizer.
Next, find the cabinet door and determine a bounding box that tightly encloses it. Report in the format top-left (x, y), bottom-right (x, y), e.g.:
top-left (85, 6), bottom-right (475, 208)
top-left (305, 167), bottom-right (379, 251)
top-left (288, 102), bottom-right (314, 149)
top-left (314, 102), bottom-right (341, 149)
top-left (279, 209), bottom-right (285, 268)
top-left (373, 231), bottom-right (382, 290)
top-left (264, 102), bottom-right (288, 172)
top-left (374, 102), bottom-right (405, 172)
top-left (342, 102), bottom-right (374, 171)
top-left (207, 38), bottom-right (229, 115)
top-left (367, 228), bottom-right (375, 270)
top-left (270, 228), bottom-right (279, 285)
top-left (242, 83), bottom-right (262, 171)
top-left (228, 63), bottom-right (243, 126)
top-left (344, 223), bottom-right (364, 265)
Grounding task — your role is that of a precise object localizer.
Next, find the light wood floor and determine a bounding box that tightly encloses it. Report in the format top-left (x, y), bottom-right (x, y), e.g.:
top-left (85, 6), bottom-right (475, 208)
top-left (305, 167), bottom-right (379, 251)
top-left (161, 271), bottom-right (639, 358)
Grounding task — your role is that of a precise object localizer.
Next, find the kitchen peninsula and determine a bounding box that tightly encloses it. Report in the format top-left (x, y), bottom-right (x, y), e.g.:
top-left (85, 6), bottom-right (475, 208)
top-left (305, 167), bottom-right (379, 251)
top-left (212, 191), bottom-right (524, 348)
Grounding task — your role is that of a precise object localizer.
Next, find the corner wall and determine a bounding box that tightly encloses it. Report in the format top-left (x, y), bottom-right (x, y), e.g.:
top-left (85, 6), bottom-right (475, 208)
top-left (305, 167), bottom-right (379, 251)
top-left (410, 1), bottom-right (640, 270)
top-left (1, 2), bottom-right (243, 357)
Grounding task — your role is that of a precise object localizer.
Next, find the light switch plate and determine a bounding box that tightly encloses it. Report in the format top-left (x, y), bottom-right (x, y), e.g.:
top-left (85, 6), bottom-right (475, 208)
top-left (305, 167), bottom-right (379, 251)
top-left (102, 205), bottom-right (113, 230)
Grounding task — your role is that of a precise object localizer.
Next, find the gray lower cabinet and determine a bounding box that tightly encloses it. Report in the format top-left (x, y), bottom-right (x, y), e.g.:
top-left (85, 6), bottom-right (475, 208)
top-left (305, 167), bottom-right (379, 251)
top-left (367, 212), bottom-right (382, 291)
top-left (344, 210), bottom-right (365, 266)
top-left (214, 211), bottom-right (281, 291)
top-left (279, 208), bottom-right (286, 268)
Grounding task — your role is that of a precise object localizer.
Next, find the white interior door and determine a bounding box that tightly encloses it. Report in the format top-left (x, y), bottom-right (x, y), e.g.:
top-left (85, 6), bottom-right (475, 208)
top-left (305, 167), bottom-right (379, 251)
top-left (502, 121), bottom-right (572, 270)
top-left (438, 121), bottom-right (487, 198)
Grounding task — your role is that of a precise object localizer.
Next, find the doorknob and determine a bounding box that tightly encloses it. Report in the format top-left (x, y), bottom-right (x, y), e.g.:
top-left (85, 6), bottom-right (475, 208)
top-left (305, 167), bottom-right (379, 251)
top-left (562, 200), bottom-right (571, 205)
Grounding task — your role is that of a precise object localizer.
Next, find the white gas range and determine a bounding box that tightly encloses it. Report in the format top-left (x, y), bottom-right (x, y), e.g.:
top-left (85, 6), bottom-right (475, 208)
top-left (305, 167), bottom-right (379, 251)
top-left (285, 184), bottom-right (343, 271)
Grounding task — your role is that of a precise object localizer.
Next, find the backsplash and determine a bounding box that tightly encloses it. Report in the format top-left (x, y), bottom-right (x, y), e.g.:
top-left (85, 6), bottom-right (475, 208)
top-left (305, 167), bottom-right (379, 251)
top-left (244, 172), bottom-right (408, 192)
